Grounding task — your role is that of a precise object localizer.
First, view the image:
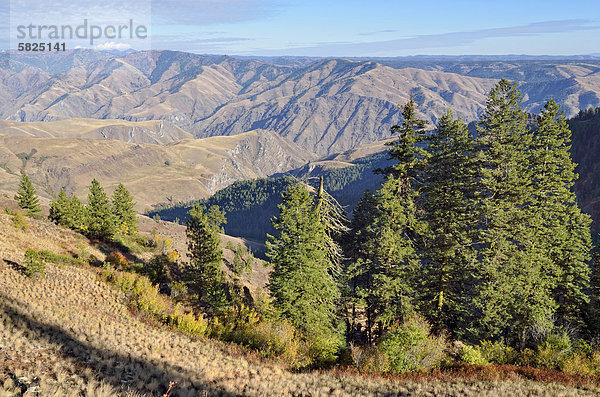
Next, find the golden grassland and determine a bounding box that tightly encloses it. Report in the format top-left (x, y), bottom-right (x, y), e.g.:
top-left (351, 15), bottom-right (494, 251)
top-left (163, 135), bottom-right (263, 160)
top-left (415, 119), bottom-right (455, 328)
top-left (0, 128), bottom-right (309, 212)
top-left (2, 214), bottom-right (600, 396)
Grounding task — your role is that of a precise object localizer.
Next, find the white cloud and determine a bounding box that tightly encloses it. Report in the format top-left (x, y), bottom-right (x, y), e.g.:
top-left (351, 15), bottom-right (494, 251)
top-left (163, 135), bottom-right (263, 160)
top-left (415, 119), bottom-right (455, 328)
top-left (95, 41), bottom-right (132, 50)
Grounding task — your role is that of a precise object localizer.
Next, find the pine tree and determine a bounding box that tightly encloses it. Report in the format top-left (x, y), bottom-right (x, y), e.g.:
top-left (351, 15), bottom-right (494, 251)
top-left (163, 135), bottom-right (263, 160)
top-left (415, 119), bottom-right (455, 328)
top-left (368, 100), bottom-right (428, 333)
top-left (111, 183), bottom-right (138, 235)
top-left (344, 190), bottom-right (380, 344)
top-left (471, 79), bottom-right (554, 344)
top-left (530, 99), bottom-right (592, 328)
top-left (267, 184), bottom-right (343, 360)
top-left (185, 203), bottom-right (228, 312)
top-left (70, 195), bottom-right (88, 232)
top-left (49, 189), bottom-right (71, 226)
top-left (14, 173), bottom-right (41, 216)
top-left (419, 109), bottom-right (477, 334)
top-left (86, 179), bottom-right (116, 240)
top-left (343, 101), bottom-right (429, 343)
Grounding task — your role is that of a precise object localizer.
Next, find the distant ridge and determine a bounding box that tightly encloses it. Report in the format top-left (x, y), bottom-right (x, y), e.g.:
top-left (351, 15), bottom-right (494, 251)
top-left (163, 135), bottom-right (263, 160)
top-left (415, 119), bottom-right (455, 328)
top-left (1, 49), bottom-right (599, 156)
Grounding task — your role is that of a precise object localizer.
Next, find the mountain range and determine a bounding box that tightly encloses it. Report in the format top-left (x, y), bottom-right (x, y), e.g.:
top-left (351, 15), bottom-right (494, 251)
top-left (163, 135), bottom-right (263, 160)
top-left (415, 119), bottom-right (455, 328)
top-left (2, 50), bottom-right (600, 157)
top-left (1, 49), bottom-right (600, 211)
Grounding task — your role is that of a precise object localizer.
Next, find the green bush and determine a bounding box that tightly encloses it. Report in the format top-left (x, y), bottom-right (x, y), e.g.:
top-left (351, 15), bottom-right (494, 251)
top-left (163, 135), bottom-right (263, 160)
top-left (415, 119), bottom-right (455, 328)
top-left (103, 269), bottom-right (208, 338)
top-left (212, 305), bottom-right (315, 370)
top-left (561, 352), bottom-right (594, 376)
top-left (478, 340), bottom-right (518, 364)
top-left (23, 249), bottom-right (45, 279)
top-left (459, 344), bottom-right (488, 365)
top-left (169, 281), bottom-right (188, 301)
top-left (12, 210), bottom-right (29, 231)
top-left (377, 314), bottom-right (448, 374)
top-left (518, 348), bottom-right (536, 366)
top-left (37, 250), bottom-right (85, 267)
top-left (536, 331), bottom-right (572, 369)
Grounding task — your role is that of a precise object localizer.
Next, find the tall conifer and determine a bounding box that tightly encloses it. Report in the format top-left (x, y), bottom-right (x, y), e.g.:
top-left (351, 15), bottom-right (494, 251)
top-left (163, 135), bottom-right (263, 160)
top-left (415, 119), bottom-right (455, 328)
top-left (471, 79), bottom-right (554, 344)
top-left (86, 179), bottom-right (116, 240)
top-left (112, 183), bottom-right (138, 235)
top-left (530, 99), bottom-right (592, 328)
top-left (267, 184), bottom-right (343, 360)
top-left (185, 204), bottom-right (228, 312)
top-left (14, 173), bottom-right (41, 216)
top-left (419, 110), bottom-right (477, 334)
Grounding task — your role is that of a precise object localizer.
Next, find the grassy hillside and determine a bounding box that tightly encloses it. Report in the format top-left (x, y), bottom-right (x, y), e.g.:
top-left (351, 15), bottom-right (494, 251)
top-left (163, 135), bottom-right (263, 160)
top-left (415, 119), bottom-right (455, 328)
top-left (0, 129), bottom-right (310, 212)
top-left (0, 118), bottom-right (193, 145)
top-left (2, 214), bottom-right (600, 396)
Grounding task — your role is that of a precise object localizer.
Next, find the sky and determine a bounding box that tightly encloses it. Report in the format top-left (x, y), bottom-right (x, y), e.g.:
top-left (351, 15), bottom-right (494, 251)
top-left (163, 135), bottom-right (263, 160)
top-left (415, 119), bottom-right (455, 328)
top-left (2, 0), bottom-right (600, 56)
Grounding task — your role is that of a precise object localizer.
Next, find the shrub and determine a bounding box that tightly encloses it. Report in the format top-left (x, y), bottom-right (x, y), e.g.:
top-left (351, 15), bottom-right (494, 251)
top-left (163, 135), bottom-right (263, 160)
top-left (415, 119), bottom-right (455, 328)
top-left (536, 331), bottom-right (572, 369)
top-left (350, 343), bottom-right (390, 373)
top-left (12, 210), bottom-right (29, 231)
top-left (237, 318), bottom-right (313, 370)
top-left (169, 281), bottom-right (188, 300)
top-left (561, 352), bottom-right (594, 376)
top-left (23, 249), bottom-right (45, 279)
top-left (213, 305), bottom-right (315, 370)
top-left (459, 344), bottom-right (488, 365)
top-left (106, 251), bottom-right (131, 270)
top-left (170, 305), bottom-right (208, 336)
top-left (478, 340), bottom-right (518, 364)
top-left (104, 269), bottom-right (208, 338)
top-left (518, 348), bottom-right (536, 366)
top-left (37, 250), bottom-right (85, 267)
top-left (377, 314), bottom-right (448, 374)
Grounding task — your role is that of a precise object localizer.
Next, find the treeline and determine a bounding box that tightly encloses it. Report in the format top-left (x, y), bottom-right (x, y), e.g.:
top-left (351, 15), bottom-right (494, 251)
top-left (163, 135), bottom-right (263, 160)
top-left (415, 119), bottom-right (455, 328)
top-left (288, 152), bottom-right (390, 211)
top-left (261, 79), bottom-right (600, 371)
top-left (147, 176), bottom-right (298, 243)
top-left (48, 179), bottom-right (138, 241)
top-left (148, 155), bottom-right (389, 245)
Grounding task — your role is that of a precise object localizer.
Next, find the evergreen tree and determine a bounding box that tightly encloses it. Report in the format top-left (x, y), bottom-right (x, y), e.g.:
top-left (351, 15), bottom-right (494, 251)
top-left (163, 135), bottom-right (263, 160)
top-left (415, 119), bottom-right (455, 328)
top-left (86, 179), bottom-right (116, 240)
top-left (111, 183), bottom-right (138, 235)
top-left (267, 184), bottom-right (343, 360)
top-left (343, 101), bottom-right (429, 343)
top-left (419, 110), bottom-right (477, 334)
top-left (185, 203), bottom-right (228, 312)
top-left (471, 79), bottom-right (554, 344)
top-left (344, 190), bottom-right (385, 344)
top-left (49, 189), bottom-right (71, 226)
top-left (530, 100), bottom-right (592, 328)
top-left (14, 173), bottom-right (41, 216)
top-left (69, 195), bottom-right (88, 232)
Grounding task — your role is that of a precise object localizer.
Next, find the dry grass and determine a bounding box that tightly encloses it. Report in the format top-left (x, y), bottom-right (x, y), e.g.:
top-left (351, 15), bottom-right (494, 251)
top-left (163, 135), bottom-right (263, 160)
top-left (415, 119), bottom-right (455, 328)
top-left (2, 215), bottom-right (600, 396)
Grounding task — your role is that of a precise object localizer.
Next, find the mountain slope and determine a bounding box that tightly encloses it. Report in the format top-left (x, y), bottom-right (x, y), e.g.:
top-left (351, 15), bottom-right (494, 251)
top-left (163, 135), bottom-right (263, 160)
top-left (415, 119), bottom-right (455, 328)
top-left (0, 118), bottom-right (193, 145)
top-left (3, 214), bottom-right (596, 396)
top-left (3, 50), bottom-right (600, 157)
top-left (0, 129), bottom-right (312, 210)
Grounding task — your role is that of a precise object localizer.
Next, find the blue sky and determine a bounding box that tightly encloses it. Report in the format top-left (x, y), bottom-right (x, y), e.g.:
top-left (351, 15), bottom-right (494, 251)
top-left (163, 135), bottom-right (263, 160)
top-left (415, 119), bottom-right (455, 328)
top-left (3, 0), bottom-right (600, 56)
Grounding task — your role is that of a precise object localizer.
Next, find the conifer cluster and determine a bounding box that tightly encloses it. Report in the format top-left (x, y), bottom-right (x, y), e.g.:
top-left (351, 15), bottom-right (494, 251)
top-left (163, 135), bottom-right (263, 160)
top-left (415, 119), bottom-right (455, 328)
top-left (49, 180), bottom-right (138, 241)
top-left (345, 80), bottom-right (593, 346)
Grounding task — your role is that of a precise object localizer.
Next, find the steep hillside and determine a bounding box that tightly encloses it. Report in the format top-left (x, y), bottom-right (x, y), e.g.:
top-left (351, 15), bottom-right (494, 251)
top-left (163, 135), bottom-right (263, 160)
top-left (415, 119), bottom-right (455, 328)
top-left (149, 148), bottom-right (393, 246)
top-left (2, 216), bottom-right (599, 396)
top-left (0, 130), bottom-right (311, 210)
top-left (3, 50), bottom-right (600, 156)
